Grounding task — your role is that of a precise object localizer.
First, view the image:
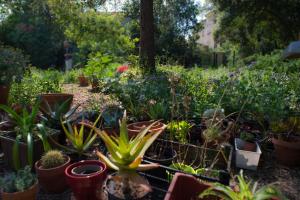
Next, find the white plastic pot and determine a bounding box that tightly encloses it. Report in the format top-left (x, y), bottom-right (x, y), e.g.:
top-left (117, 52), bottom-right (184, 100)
top-left (235, 138), bottom-right (261, 170)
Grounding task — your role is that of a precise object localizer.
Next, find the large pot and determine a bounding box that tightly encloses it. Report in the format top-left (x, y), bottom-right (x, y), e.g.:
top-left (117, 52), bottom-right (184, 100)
top-left (1, 181), bottom-right (38, 200)
top-left (0, 129), bottom-right (59, 169)
top-left (272, 136), bottom-right (300, 166)
top-left (164, 173), bottom-right (211, 200)
top-left (65, 160), bottom-right (107, 200)
top-left (127, 121), bottom-right (165, 138)
top-left (35, 155), bottom-right (71, 193)
top-left (40, 93), bottom-right (73, 113)
top-left (0, 85), bottom-right (10, 105)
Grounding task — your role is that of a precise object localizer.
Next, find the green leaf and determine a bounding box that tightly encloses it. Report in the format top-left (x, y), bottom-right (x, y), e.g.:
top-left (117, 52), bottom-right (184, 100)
top-left (13, 135), bottom-right (22, 171)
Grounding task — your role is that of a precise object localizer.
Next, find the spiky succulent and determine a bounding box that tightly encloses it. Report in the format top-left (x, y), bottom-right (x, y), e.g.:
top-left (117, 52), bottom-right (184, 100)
top-left (84, 112), bottom-right (166, 171)
top-left (41, 150), bottom-right (66, 169)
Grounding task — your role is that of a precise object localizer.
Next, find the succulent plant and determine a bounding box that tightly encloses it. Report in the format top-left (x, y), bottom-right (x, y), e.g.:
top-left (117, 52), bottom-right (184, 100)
top-left (41, 150), bottom-right (66, 169)
top-left (0, 166), bottom-right (36, 193)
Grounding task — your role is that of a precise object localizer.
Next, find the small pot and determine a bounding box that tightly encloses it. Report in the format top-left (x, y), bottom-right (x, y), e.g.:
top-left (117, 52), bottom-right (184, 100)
top-left (164, 173), bottom-right (212, 200)
top-left (35, 155), bottom-right (71, 193)
top-left (272, 136), bottom-right (300, 166)
top-left (78, 76), bottom-right (89, 87)
top-left (0, 85), bottom-right (10, 105)
top-left (127, 121), bottom-right (165, 138)
top-left (65, 160), bottom-right (107, 200)
top-left (1, 181), bottom-right (38, 200)
top-left (40, 93), bottom-right (73, 113)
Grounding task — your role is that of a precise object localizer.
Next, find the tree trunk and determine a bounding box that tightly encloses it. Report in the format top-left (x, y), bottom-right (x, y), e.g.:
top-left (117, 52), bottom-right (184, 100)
top-left (139, 0), bottom-right (155, 73)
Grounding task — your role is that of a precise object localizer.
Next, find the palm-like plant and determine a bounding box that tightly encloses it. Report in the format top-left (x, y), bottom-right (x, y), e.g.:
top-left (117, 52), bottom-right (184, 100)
top-left (0, 102), bottom-right (51, 170)
top-left (84, 112), bottom-right (166, 199)
top-left (199, 171), bottom-right (286, 200)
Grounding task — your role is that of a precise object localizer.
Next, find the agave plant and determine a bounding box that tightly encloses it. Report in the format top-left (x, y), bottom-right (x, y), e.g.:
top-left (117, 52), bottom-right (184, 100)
top-left (199, 171), bottom-right (286, 200)
top-left (84, 112), bottom-right (166, 199)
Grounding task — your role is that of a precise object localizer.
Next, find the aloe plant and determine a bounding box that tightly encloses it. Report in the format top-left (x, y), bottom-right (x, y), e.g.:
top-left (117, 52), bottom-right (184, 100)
top-left (84, 112), bottom-right (166, 199)
top-left (199, 171), bottom-right (286, 200)
top-left (0, 102), bottom-right (51, 170)
top-left (85, 112), bottom-right (166, 171)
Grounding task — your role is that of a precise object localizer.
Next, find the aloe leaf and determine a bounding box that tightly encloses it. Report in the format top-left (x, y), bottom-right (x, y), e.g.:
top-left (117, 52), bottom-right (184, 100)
top-left (13, 135), bottom-right (22, 170)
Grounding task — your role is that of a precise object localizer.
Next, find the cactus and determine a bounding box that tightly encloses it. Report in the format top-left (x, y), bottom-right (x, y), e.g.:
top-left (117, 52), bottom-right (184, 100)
top-left (41, 150), bottom-right (66, 169)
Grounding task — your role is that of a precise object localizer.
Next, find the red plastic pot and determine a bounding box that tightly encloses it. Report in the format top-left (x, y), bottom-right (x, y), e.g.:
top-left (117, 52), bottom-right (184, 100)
top-left (127, 121), bottom-right (165, 138)
top-left (0, 85), bottom-right (10, 105)
top-left (35, 155), bottom-right (71, 193)
top-left (65, 160), bottom-right (107, 200)
top-left (164, 173), bottom-right (212, 200)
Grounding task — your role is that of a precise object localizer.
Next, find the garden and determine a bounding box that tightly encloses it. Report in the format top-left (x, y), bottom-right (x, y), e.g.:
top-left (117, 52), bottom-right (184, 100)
top-left (1, 0), bottom-right (300, 200)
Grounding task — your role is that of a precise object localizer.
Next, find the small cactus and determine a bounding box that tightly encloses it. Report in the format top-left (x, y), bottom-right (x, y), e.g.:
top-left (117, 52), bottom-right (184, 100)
top-left (41, 150), bottom-right (66, 169)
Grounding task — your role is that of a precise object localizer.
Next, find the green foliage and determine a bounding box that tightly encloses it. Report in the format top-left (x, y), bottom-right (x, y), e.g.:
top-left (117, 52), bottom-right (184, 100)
top-left (101, 105), bottom-right (124, 129)
top-left (200, 171), bottom-right (286, 200)
top-left (146, 100), bottom-right (169, 121)
top-left (0, 44), bottom-right (28, 85)
top-left (0, 101), bottom-right (51, 169)
top-left (0, 166), bottom-right (36, 193)
top-left (59, 115), bottom-right (101, 156)
top-left (9, 68), bottom-right (62, 105)
top-left (240, 132), bottom-right (255, 142)
top-left (167, 121), bottom-right (192, 143)
top-left (41, 150), bottom-right (66, 169)
top-left (62, 69), bottom-right (82, 84)
top-left (86, 112), bottom-right (166, 171)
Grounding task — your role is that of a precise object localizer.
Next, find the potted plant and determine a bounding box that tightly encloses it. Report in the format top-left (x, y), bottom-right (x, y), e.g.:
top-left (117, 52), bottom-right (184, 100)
top-left (0, 166), bottom-right (38, 200)
top-left (50, 114), bottom-right (101, 162)
top-left (199, 171), bottom-right (286, 200)
top-left (101, 104), bottom-right (124, 135)
top-left (0, 45), bottom-right (28, 105)
top-left (35, 150), bottom-right (71, 193)
top-left (235, 132), bottom-right (262, 170)
top-left (164, 173), bottom-right (211, 200)
top-left (84, 112), bottom-right (166, 200)
top-left (127, 120), bottom-right (165, 138)
top-left (65, 160), bottom-right (107, 200)
top-left (40, 93), bottom-right (74, 113)
top-left (270, 117), bottom-right (300, 166)
top-left (78, 73), bottom-right (89, 87)
top-left (0, 102), bottom-right (57, 170)
top-left (90, 75), bottom-right (99, 91)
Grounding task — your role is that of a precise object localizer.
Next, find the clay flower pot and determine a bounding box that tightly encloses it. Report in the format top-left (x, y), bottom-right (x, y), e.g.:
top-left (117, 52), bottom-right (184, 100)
top-left (127, 121), bottom-right (165, 138)
top-left (65, 160), bottom-right (107, 200)
top-left (272, 136), bottom-right (300, 166)
top-left (40, 93), bottom-right (73, 113)
top-left (35, 155), bottom-right (71, 193)
top-left (78, 75), bottom-right (89, 87)
top-left (164, 173), bottom-right (211, 200)
top-left (1, 181), bottom-right (38, 200)
top-left (0, 85), bottom-right (10, 105)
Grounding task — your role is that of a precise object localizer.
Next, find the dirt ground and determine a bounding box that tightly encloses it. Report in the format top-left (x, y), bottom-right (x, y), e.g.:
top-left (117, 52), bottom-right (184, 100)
top-left (64, 83), bottom-right (300, 200)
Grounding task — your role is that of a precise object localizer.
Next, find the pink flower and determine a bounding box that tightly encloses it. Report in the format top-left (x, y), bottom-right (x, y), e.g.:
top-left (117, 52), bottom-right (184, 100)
top-left (116, 65), bottom-right (129, 73)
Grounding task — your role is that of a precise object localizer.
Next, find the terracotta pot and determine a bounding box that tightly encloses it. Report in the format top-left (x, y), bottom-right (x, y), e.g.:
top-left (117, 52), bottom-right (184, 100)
top-left (0, 130), bottom-right (60, 169)
top-left (164, 173), bottom-right (213, 200)
top-left (0, 85), bottom-right (10, 105)
top-left (78, 76), bottom-right (89, 87)
top-left (127, 121), bottom-right (165, 138)
top-left (272, 136), bottom-right (300, 166)
top-left (65, 160), bottom-right (107, 200)
top-left (242, 141), bottom-right (256, 152)
top-left (35, 155), bottom-right (71, 193)
top-left (40, 93), bottom-right (73, 113)
top-left (1, 181), bottom-right (38, 200)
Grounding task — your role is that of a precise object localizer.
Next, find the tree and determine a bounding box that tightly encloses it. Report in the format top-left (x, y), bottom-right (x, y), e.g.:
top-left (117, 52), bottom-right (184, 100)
top-left (123, 0), bottom-right (200, 66)
top-left (210, 0), bottom-right (300, 57)
top-left (139, 0), bottom-right (155, 72)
